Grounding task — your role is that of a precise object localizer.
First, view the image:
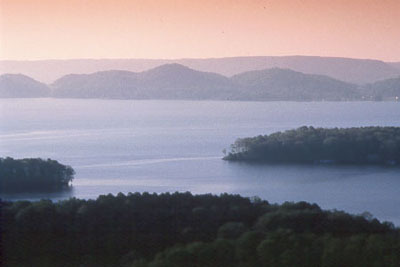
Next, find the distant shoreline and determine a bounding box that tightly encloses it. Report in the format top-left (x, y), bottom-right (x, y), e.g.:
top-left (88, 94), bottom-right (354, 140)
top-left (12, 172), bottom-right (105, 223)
top-left (1, 97), bottom-right (399, 102)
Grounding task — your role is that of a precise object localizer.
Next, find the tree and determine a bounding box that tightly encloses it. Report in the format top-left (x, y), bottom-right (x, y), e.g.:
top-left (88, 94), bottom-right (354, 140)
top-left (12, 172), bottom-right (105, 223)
top-left (0, 157), bottom-right (75, 191)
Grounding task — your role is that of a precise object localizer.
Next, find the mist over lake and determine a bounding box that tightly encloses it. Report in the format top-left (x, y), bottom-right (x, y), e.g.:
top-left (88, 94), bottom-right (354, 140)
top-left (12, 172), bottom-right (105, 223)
top-left (1, 98), bottom-right (400, 224)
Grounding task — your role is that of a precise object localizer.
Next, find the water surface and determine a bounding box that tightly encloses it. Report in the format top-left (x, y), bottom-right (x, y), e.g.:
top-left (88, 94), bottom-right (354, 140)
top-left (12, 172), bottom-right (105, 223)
top-left (1, 99), bottom-right (399, 224)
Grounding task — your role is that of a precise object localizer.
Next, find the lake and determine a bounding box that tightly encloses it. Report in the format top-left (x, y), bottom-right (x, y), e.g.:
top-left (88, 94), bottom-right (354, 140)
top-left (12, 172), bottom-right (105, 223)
top-left (1, 99), bottom-right (400, 224)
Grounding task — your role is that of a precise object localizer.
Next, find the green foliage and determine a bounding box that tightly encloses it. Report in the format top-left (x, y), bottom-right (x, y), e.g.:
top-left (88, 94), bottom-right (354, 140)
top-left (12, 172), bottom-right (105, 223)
top-left (138, 230), bottom-right (400, 267)
top-left (218, 222), bottom-right (247, 239)
top-left (224, 126), bottom-right (400, 165)
top-left (2, 192), bottom-right (399, 267)
top-left (0, 157), bottom-right (75, 191)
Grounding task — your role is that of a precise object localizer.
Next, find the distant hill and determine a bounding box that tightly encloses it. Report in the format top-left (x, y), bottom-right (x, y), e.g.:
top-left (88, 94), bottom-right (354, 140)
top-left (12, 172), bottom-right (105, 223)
top-left (0, 59), bottom-right (165, 84)
top-left (0, 74), bottom-right (50, 98)
top-left (230, 68), bottom-right (359, 101)
top-left (51, 64), bottom-right (359, 101)
top-left (388, 62), bottom-right (400, 71)
top-left (362, 76), bottom-right (400, 101)
top-left (1, 56), bottom-right (399, 84)
top-left (52, 64), bottom-right (236, 100)
top-left (51, 70), bottom-right (140, 99)
top-left (137, 64), bottom-right (236, 99)
top-left (180, 56), bottom-right (400, 84)
top-left (5, 64), bottom-right (399, 101)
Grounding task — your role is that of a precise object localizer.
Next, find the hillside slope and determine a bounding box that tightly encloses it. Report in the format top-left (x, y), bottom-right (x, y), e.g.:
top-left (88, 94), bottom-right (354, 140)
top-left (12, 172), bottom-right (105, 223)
top-left (362, 76), bottom-right (400, 100)
top-left (0, 74), bottom-right (50, 98)
top-left (230, 68), bottom-right (359, 101)
top-left (2, 56), bottom-right (399, 84)
top-left (52, 64), bottom-right (236, 100)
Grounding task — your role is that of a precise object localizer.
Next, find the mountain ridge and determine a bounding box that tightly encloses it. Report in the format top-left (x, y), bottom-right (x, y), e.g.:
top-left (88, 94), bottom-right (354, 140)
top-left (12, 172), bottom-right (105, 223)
top-left (1, 55), bottom-right (399, 84)
top-left (0, 74), bottom-right (50, 98)
top-left (51, 63), bottom-right (237, 100)
top-left (2, 64), bottom-right (399, 101)
top-left (50, 64), bottom-right (359, 101)
top-left (230, 68), bottom-right (359, 101)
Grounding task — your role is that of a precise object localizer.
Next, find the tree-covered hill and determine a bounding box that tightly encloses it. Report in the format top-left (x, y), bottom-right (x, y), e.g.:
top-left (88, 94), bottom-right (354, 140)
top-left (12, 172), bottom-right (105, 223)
top-left (2, 56), bottom-right (399, 84)
top-left (362, 76), bottom-right (400, 101)
top-left (388, 62), bottom-right (400, 72)
top-left (0, 157), bottom-right (75, 191)
top-left (2, 192), bottom-right (399, 267)
top-left (4, 64), bottom-right (400, 101)
top-left (230, 68), bottom-right (359, 101)
top-left (51, 65), bottom-right (361, 101)
top-left (51, 64), bottom-right (236, 100)
top-left (224, 126), bottom-right (400, 165)
top-left (0, 74), bottom-right (50, 98)
top-left (50, 70), bottom-right (141, 99)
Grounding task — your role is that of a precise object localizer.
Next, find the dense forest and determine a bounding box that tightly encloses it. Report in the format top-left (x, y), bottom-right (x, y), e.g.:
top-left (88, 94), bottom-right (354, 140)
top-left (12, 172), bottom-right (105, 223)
top-left (224, 126), bottom-right (400, 165)
top-left (1, 192), bottom-right (399, 267)
top-left (0, 157), bottom-right (75, 191)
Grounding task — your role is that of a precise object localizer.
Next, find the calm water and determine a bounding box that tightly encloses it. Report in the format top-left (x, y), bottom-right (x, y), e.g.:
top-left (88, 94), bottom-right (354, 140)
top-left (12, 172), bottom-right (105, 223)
top-left (1, 99), bottom-right (400, 224)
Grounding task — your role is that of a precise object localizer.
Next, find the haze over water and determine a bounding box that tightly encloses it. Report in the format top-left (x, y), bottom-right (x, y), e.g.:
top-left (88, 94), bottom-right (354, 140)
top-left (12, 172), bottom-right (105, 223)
top-left (1, 99), bottom-right (400, 224)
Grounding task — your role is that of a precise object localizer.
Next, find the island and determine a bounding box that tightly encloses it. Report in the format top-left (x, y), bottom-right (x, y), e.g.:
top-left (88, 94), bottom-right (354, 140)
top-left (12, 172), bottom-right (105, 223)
top-left (223, 126), bottom-right (400, 165)
top-left (0, 157), bottom-right (75, 191)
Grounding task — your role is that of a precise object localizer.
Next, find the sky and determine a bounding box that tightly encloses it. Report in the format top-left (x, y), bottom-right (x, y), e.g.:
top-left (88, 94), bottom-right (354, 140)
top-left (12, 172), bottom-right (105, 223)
top-left (0, 0), bottom-right (399, 61)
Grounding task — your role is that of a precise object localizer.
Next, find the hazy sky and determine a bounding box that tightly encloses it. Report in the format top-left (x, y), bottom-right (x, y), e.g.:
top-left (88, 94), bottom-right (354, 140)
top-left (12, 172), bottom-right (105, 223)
top-left (1, 0), bottom-right (399, 61)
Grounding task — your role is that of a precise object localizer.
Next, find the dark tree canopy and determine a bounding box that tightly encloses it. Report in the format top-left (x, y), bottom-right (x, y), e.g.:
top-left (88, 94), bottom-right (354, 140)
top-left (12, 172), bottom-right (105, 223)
top-left (224, 126), bottom-right (400, 165)
top-left (0, 157), bottom-right (75, 191)
top-left (1, 192), bottom-right (399, 267)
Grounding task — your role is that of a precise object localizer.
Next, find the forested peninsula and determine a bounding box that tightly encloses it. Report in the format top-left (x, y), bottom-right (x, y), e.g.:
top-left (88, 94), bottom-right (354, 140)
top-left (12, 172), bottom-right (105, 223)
top-left (224, 126), bottom-right (400, 165)
top-left (0, 157), bottom-right (75, 191)
top-left (2, 192), bottom-right (399, 266)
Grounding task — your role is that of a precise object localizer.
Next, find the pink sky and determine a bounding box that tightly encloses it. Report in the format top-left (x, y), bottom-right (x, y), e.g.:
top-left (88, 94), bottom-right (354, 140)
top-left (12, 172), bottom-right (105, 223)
top-left (1, 0), bottom-right (399, 61)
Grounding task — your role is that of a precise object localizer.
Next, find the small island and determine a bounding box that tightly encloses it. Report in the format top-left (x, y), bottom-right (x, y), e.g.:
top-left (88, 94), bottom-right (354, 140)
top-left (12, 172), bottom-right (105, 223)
top-left (0, 157), bottom-right (75, 192)
top-left (224, 126), bottom-right (400, 165)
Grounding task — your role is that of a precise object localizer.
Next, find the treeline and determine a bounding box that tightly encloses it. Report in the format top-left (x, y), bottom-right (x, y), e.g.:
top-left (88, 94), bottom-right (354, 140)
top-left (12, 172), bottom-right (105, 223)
top-left (0, 157), bottom-right (74, 191)
top-left (1, 192), bottom-right (399, 267)
top-left (224, 126), bottom-right (400, 165)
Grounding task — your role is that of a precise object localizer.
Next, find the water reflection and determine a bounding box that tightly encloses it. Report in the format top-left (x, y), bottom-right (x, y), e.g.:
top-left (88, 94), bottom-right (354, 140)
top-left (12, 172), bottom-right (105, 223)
top-left (0, 186), bottom-right (74, 202)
